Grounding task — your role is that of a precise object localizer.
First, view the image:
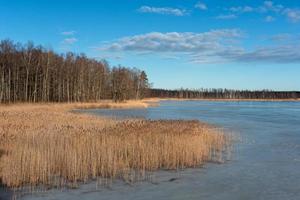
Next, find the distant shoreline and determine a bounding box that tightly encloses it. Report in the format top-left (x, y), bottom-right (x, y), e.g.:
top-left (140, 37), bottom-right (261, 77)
top-left (146, 98), bottom-right (300, 102)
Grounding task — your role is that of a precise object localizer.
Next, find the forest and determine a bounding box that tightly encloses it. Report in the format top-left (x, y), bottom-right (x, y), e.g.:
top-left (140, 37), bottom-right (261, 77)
top-left (149, 88), bottom-right (300, 99)
top-left (0, 39), bottom-right (149, 103)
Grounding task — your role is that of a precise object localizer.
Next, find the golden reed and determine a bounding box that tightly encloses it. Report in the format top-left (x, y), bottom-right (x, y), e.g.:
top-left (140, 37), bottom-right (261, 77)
top-left (0, 102), bottom-right (232, 188)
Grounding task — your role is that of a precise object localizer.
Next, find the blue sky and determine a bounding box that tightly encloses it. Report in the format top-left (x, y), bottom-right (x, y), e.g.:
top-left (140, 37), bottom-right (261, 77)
top-left (1, 0), bottom-right (300, 90)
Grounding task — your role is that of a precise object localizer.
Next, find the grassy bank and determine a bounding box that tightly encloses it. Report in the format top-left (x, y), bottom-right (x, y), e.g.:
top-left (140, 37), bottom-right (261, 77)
top-left (0, 101), bottom-right (231, 189)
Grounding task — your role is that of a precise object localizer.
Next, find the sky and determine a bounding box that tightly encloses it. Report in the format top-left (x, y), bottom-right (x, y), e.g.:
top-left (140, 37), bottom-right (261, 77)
top-left (1, 0), bottom-right (300, 90)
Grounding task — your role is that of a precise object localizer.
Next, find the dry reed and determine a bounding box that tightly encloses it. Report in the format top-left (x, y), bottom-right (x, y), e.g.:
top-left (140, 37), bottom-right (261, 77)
top-left (0, 101), bottom-right (231, 189)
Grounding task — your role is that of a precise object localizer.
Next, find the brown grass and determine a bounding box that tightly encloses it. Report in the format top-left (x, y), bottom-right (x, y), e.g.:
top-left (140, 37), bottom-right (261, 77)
top-left (0, 101), bottom-right (231, 189)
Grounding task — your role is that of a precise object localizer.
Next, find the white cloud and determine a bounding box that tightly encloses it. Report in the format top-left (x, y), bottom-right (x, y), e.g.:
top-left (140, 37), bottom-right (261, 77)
top-left (62, 37), bottom-right (78, 45)
top-left (100, 30), bottom-right (300, 64)
top-left (261, 1), bottom-right (284, 13)
top-left (264, 1), bottom-right (273, 8)
top-left (101, 30), bottom-right (242, 53)
top-left (195, 2), bottom-right (207, 10)
top-left (60, 31), bottom-right (78, 50)
top-left (228, 1), bottom-right (284, 14)
top-left (216, 14), bottom-right (237, 20)
top-left (61, 31), bottom-right (76, 36)
top-left (261, 2), bottom-right (300, 22)
top-left (226, 1), bottom-right (300, 23)
top-left (283, 8), bottom-right (300, 22)
top-left (229, 6), bottom-right (253, 13)
top-left (137, 6), bottom-right (188, 16)
top-left (265, 15), bottom-right (275, 22)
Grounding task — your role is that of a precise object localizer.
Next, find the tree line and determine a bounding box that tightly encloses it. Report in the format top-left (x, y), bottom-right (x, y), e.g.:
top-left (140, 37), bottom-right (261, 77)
top-left (149, 88), bottom-right (300, 99)
top-left (0, 39), bottom-right (149, 103)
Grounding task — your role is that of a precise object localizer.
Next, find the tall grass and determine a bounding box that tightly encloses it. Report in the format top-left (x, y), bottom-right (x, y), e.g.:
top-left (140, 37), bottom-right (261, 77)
top-left (0, 102), bottom-right (231, 189)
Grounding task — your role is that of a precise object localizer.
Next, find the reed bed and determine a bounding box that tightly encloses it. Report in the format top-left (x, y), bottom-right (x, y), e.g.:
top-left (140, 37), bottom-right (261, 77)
top-left (0, 102), bottom-right (231, 189)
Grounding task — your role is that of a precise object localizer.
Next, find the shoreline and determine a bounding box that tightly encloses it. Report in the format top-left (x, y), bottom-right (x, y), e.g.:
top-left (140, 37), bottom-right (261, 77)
top-left (1, 97), bottom-right (298, 109)
top-left (145, 98), bottom-right (300, 102)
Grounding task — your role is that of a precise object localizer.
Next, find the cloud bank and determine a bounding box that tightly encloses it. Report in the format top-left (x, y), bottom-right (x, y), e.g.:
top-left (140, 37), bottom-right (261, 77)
top-left (102, 30), bottom-right (242, 52)
top-left (100, 29), bottom-right (300, 64)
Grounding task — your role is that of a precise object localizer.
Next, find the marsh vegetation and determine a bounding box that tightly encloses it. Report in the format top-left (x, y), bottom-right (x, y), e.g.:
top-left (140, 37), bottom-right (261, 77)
top-left (0, 102), bottom-right (232, 190)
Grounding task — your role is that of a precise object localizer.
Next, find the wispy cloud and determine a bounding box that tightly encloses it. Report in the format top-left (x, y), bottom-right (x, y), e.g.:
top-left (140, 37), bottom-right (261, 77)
top-left (235, 45), bottom-right (300, 63)
top-left (270, 33), bottom-right (292, 42)
top-left (216, 14), bottom-right (237, 20)
top-left (191, 44), bottom-right (300, 64)
top-left (226, 1), bottom-right (300, 23)
top-left (229, 6), bottom-right (253, 13)
top-left (138, 6), bottom-right (188, 16)
top-left (229, 1), bottom-right (283, 13)
top-left (94, 55), bottom-right (123, 61)
top-left (62, 37), bottom-right (78, 45)
top-left (60, 30), bottom-right (78, 50)
top-left (61, 31), bottom-right (76, 36)
top-left (283, 8), bottom-right (300, 22)
top-left (195, 2), bottom-right (207, 10)
top-left (260, 1), bottom-right (284, 13)
top-left (100, 30), bottom-right (300, 64)
top-left (265, 15), bottom-right (275, 22)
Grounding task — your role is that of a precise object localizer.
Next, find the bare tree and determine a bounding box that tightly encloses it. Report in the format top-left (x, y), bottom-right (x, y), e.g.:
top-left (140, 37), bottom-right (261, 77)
top-left (0, 39), bottom-right (150, 103)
